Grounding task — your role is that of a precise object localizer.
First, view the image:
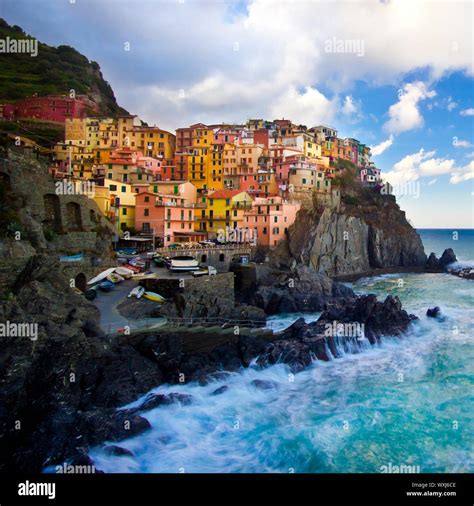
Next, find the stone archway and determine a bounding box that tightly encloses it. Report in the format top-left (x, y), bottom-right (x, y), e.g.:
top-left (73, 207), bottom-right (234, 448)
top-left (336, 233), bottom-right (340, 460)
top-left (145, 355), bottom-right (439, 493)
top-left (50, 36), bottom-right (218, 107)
top-left (74, 272), bottom-right (87, 292)
top-left (66, 202), bottom-right (83, 231)
top-left (43, 193), bottom-right (62, 232)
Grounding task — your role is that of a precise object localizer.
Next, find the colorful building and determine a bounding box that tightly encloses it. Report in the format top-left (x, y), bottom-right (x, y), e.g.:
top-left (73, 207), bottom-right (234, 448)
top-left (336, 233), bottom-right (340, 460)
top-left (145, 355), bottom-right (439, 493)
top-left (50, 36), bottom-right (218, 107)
top-left (243, 196), bottom-right (301, 247)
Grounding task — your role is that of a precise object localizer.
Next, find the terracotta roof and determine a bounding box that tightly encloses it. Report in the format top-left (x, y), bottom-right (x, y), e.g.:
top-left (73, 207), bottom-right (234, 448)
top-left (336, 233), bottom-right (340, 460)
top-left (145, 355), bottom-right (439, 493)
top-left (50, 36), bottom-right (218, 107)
top-left (208, 190), bottom-right (245, 199)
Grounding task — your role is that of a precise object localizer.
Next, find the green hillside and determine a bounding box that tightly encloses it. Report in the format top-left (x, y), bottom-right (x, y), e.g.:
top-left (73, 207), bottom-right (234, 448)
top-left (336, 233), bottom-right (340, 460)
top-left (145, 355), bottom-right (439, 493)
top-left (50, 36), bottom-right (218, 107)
top-left (0, 18), bottom-right (128, 116)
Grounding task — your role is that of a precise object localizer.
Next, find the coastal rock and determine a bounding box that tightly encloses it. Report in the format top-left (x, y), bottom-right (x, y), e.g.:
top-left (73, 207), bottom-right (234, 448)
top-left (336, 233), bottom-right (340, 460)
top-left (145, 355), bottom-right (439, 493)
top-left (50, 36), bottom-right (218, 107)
top-left (284, 190), bottom-right (427, 278)
top-left (439, 248), bottom-right (457, 269)
top-left (137, 392), bottom-right (193, 412)
top-left (425, 252), bottom-right (440, 270)
top-left (103, 445), bottom-right (135, 458)
top-left (251, 379), bottom-right (279, 390)
top-left (427, 307), bottom-right (441, 318)
top-left (236, 264), bottom-right (354, 315)
top-left (211, 385), bottom-right (229, 396)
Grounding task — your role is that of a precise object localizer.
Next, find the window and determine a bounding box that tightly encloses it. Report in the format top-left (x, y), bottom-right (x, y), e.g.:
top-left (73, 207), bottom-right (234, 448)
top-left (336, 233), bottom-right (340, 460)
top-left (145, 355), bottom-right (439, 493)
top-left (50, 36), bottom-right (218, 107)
top-left (144, 196), bottom-right (149, 203)
top-left (302, 178), bottom-right (307, 184)
top-left (122, 208), bottom-right (127, 216)
top-left (144, 208), bottom-right (149, 216)
top-left (226, 199), bottom-right (230, 205)
top-left (121, 186), bottom-right (126, 192)
top-left (109, 184), bottom-right (117, 191)
top-left (274, 216), bottom-right (278, 223)
top-left (263, 227), bottom-right (267, 235)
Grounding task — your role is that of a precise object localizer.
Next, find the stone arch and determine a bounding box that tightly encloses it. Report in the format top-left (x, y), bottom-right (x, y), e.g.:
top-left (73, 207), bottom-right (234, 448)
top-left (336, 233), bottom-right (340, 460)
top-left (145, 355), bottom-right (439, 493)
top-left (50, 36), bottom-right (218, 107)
top-left (74, 272), bottom-right (87, 292)
top-left (201, 254), bottom-right (207, 263)
top-left (219, 253), bottom-right (225, 262)
top-left (43, 193), bottom-right (62, 232)
top-left (66, 202), bottom-right (83, 231)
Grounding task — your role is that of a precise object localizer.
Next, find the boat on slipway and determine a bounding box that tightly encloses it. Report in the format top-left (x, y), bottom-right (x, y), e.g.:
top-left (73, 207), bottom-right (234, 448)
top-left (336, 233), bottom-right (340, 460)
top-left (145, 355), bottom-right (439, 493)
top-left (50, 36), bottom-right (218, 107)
top-left (128, 286), bottom-right (145, 299)
top-left (143, 291), bottom-right (166, 302)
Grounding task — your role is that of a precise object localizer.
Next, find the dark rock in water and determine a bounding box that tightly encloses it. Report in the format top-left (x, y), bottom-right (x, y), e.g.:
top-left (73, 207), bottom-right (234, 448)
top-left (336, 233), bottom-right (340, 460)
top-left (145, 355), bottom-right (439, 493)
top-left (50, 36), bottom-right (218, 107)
top-left (137, 392), bottom-right (193, 412)
top-left (256, 340), bottom-right (312, 373)
top-left (103, 445), bottom-right (135, 458)
top-left (439, 248), bottom-right (457, 269)
top-left (427, 307), bottom-right (441, 318)
top-left (211, 385), bottom-right (229, 396)
top-left (251, 379), bottom-right (279, 390)
top-left (70, 448), bottom-right (96, 467)
top-left (425, 252), bottom-right (440, 270)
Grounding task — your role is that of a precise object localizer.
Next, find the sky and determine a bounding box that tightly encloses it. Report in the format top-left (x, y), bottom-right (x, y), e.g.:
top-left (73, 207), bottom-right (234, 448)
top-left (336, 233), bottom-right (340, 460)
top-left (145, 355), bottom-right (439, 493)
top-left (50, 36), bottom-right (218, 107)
top-left (1, 0), bottom-right (473, 228)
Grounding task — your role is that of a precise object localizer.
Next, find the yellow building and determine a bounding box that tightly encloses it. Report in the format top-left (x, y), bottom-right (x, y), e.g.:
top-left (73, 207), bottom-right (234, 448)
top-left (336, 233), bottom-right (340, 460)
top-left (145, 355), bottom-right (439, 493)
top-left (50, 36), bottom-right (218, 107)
top-left (192, 126), bottom-right (214, 148)
top-left (206, 189), bottom-right (253, 235)
top-left (91, 178), bottom-right (136, 233)
top-left (188, 146), bottom-right (209, 192)
top-left (207, 145), bottom-right (224, 191)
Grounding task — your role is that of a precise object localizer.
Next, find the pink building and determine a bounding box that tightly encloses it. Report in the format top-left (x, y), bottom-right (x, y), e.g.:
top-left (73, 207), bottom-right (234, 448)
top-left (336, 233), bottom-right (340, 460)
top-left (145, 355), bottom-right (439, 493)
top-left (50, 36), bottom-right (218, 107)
top-left (135, 191), bottom-right (201, 246)
top-left (243, 196), bottom-right (301, 247)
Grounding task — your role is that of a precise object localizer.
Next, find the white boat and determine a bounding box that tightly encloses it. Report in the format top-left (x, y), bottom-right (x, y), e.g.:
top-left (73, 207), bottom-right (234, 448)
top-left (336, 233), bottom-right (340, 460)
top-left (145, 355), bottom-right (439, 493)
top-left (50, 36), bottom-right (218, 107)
top-left (114, 266), bottom-right (134, 279)
top-left (128, 286), bottom-right (145, 298)
top-left (87, 268), bottom-right (117, 285)
top-left (169, 255), bottom-right (200, 272)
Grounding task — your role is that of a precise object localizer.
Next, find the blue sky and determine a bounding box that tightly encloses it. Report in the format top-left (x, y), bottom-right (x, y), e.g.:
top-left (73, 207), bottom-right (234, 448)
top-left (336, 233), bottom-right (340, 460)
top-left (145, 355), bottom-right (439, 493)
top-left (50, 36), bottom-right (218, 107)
top-left (1, 0), bottom-right (473, 227)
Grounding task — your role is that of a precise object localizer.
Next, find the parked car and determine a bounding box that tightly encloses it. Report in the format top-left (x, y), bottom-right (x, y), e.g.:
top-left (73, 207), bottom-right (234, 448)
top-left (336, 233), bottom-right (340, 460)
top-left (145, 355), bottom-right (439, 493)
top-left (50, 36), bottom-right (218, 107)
top-left (192, 266), bottom-right (218, 277)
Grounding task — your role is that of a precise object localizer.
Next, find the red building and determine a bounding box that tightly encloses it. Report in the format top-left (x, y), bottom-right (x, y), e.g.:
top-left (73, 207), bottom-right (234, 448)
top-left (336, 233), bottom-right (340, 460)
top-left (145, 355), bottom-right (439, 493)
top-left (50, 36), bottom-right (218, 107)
top-left (3, 94), bottom-right (97, 123)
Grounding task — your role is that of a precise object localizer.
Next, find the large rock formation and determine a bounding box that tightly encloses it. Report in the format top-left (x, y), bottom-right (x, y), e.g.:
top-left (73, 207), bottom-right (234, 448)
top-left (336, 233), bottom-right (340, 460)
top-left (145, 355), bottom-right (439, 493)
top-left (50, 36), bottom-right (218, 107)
top-left (282, 188), bottom-right (426, 278)
top-left (232, 263), bottom-right (355, 315)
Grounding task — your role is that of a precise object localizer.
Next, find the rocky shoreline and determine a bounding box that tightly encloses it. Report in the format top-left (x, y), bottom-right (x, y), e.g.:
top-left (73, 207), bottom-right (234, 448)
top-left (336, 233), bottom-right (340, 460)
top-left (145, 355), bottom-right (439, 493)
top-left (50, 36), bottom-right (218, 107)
top-left (0, 253), bottom-right (418, 472)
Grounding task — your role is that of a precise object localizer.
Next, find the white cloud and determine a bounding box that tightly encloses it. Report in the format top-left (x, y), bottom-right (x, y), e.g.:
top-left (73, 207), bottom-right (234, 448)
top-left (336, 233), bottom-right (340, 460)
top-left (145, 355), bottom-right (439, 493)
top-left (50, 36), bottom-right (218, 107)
top-left (270, 86), bottom-right (336, 127)
top-left (460, 108), bottom-right (474, 116)
top-left (384, 82), bottom-right (436, 134)
top-left (465, 152), bottom-right (474, 158)
top-left (371, 135), bottom-right (394, 156)
top-left (427, 178), bottom-right (437, 186)
top-left (450, 161), bottom-right (474, 184)
top-left (383, 148), bottom-right (472, 186)
top-left (446, 97), bottom-right (458, 111)
top-left (46, 0), bottom-right (472, 128)
top-left (453, 138), bottom-right (473, 148)
top-left (342, 95), bottom-right (358, 116)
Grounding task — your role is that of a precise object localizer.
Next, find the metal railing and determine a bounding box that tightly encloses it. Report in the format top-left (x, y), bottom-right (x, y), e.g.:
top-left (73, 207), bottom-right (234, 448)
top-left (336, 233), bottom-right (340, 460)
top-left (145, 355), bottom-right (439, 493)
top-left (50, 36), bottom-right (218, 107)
top-left (102, 315), bottom-right (271, 336)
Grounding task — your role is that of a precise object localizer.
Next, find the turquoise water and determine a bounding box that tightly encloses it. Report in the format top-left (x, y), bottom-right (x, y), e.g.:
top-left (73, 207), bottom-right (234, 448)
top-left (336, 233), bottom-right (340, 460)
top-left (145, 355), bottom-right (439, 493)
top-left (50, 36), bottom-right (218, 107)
top-left (88, 232), bottom-right (473, 473)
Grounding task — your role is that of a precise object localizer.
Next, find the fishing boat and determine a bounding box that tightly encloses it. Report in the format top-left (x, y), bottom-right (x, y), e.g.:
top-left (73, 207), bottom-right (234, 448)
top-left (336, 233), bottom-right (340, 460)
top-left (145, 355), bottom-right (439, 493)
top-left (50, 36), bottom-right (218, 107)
top-left (98, 280), bottom-right (115, 292)
top-left (168, 255), bottom-right (199, 272)
top-left (87, 268), bottom-right (117, 286)
top-left (107, 273), bottom-right (125, 283)
top-left (143, 291), bottom-right (166, 302)
top-left (115, 266), bottom-right (134, 279)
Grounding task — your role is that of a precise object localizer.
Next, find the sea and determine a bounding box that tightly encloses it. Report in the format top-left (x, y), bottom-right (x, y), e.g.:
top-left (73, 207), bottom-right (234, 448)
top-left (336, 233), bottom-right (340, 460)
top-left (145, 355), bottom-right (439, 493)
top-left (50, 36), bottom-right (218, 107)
top-left (88, 229), bottom-right (473, 473)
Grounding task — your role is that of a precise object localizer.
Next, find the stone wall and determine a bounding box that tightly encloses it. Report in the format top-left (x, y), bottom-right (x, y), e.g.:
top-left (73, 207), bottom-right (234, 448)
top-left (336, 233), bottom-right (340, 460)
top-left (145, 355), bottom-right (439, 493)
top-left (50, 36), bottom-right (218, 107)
top-left (140, 272), bottom-right (236, 319)
top-left (0, 148), bottom-right (116, 291)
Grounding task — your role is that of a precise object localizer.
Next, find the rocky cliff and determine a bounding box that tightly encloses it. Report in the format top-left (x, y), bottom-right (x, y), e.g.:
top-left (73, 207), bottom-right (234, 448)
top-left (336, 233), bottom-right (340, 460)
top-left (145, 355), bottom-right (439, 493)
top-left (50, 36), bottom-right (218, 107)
top-left (282, 186), bottom-right (427, 278)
